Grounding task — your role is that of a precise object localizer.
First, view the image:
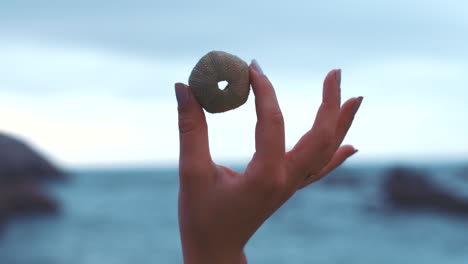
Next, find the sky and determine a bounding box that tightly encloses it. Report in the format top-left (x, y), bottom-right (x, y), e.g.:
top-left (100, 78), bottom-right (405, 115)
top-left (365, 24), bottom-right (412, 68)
top-left (0, 0), bottom-right (467, 167)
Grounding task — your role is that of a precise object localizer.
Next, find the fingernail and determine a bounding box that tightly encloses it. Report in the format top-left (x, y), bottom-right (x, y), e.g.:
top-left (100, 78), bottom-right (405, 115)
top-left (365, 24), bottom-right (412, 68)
top-left (175, 83), bottom-right (188, 107)
top-left (353, 96), bottom-right (363, 113)
top-left (251, 59), bottom-right (264, 74)
top-left (335, 69), bottom-right (341, 86)
top-left (353, 149), bottom-right (359, 154)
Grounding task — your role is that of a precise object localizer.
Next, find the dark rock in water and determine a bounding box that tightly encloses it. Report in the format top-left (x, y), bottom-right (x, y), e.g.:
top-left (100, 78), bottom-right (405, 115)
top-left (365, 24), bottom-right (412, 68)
top-left (0, 183), bottom-right (59, 218)
top-left (0, 132), bottom-right (66, 230)
top-left (383, 167), bottom-right (468, 216)
top-left (0, 133), bottom-right (66, 183)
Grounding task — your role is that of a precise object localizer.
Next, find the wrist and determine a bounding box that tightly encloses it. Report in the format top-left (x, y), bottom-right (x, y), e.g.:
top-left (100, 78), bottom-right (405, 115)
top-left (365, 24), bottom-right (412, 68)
top-left (181, 241), bottom-right (247, 264)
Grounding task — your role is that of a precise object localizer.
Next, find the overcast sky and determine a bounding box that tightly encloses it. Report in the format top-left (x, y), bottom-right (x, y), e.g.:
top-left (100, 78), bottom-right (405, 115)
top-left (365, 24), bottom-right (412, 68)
top-left (0, 0), bottom-right (467, 167)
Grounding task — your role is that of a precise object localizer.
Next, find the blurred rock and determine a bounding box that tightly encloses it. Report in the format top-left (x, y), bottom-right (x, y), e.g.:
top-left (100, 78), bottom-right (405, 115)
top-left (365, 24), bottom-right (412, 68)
top-left (0, 133), bottom-right (66, 229)
top-left (0, 133), bottom-right (66, 182)
top-left (0, 183), bottom-right (59, 218)
top-left (383, 167), bottom-right (468, 216)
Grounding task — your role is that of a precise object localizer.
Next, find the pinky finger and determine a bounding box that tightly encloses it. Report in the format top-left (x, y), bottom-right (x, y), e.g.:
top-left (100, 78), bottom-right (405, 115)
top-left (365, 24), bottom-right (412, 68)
top-left (298, 145), bottom-right (358, 189)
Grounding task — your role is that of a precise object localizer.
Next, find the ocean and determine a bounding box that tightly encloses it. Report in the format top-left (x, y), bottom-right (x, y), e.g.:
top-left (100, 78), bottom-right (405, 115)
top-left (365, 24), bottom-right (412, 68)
top-left (1, 163), bottom-right (468, 263)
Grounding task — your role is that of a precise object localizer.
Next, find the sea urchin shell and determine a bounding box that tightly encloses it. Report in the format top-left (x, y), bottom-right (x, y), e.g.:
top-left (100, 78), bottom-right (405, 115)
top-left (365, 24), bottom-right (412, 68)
top-left (189, 51), bottom-right (250, 113)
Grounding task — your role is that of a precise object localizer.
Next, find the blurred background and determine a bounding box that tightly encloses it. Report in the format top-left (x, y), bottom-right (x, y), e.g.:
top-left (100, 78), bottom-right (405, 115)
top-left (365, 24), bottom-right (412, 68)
top-left (0, 0), bottom-right (467, 263)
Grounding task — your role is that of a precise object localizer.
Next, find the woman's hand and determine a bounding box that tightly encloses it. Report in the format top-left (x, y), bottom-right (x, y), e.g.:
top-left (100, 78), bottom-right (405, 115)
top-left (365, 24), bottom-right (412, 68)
top-left (175, 60), bottom-right (363, 264)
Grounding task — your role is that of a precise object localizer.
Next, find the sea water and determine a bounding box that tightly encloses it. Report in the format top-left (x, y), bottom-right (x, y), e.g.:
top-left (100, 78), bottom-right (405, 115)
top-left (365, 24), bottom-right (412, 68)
top-left (1, 163), bottom-right (468, 263)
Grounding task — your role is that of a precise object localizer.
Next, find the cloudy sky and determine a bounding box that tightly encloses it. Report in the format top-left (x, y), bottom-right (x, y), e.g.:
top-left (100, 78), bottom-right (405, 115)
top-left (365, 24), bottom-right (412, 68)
top-left (0, 0), bottom-right (467, 167)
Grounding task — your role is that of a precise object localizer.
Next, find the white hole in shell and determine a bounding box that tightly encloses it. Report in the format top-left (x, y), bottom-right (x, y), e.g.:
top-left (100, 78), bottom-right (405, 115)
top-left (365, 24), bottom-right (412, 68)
top-left (218, 80), bottom-right (228, 90)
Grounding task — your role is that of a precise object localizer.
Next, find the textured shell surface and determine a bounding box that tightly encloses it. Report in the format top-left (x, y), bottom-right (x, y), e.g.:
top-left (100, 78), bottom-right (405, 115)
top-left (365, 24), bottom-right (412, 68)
top-left (189, 51), bottom-right (250, 113)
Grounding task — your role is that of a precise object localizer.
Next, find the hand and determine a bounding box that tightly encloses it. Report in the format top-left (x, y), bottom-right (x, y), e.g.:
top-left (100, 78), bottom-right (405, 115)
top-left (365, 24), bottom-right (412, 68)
top-left (175, 60), bottom-right (363, 264)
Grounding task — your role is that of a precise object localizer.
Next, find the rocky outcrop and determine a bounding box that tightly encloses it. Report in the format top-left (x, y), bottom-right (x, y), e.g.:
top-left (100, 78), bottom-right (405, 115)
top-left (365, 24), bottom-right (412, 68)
top-left (0, 133), bottom-right (65, 182)
top-left (0, 183), bottom-right (59, 218)
top-left (0, 132), bottom-right (65, 227)
top-left (383, 167), bottom-right (468, 216)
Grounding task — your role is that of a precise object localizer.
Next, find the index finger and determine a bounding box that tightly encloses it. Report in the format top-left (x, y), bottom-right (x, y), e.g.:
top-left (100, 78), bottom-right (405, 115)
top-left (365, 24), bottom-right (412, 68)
top-left (249, 60), bottom-right (285, 165)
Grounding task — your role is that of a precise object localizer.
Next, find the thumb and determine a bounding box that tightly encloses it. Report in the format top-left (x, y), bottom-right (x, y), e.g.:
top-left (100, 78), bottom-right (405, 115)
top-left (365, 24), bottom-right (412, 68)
top-left (175, 83), bottom-right (212, 175)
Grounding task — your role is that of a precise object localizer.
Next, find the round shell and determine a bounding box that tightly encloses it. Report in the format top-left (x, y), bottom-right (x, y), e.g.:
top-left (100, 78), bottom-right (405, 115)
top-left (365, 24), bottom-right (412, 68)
top-left (189, 51), bottom-right (250, 113)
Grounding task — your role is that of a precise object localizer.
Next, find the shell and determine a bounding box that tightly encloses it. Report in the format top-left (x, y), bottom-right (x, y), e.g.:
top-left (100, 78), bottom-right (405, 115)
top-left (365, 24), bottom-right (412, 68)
top-left (189, 51), bottom-right (250, 113)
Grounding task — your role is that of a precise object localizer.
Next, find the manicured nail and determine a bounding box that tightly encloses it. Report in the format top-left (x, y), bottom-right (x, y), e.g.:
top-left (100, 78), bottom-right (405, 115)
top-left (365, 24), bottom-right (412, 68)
top-left (175, 83), bottom-right (188, 107)
top-left (251, 59), bottom-right (264, 74)
top-left (354, 96), bottom-right (363, 113)
top-left (335, 69), bottom-right (341, 86)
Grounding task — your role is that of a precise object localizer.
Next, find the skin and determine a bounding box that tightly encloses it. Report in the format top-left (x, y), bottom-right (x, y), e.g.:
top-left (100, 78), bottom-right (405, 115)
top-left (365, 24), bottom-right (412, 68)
top-left (175, 61), bottom-right (363, 264)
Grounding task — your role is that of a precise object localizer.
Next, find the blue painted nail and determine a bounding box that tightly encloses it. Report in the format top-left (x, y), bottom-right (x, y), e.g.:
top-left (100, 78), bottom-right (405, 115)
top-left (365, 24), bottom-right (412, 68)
top-left (354, 96), bottom-right (363, 112)
top-left (335, 69), bottom-right (341, 86)
top-left (175, 83), bottom-right (188, 107)
top-left (251, 59), bottom-right (264, 74)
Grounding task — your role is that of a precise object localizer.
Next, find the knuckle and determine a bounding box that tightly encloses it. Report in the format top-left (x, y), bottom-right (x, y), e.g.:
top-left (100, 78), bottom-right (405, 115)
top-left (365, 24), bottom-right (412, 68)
top-left (316, 128), bottom-right (335, 151)
top-left (250, 165), bottom-right (288, 194)
top-left (268, 110), bottom-right (284, 128)
top-left (178, 114), bottom-right (202, 135)
top-left (178, 165), bottom-right (191, 179)
top-left (339, 118), bottom-right (355, 134)
top-left (270, 175), bottom-right (288, 191)
top-left (286, 156), bottom-right (306, 178)
top-left (261, 171), bottom-right (288, 193)
top-left (179, 160), bottom-right (213, 180)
